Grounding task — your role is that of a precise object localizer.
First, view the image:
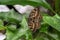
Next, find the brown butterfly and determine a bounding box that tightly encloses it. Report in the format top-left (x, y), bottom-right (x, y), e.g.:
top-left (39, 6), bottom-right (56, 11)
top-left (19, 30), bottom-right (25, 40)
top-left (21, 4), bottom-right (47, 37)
top-left (28, 7), bottom-right (42, 32)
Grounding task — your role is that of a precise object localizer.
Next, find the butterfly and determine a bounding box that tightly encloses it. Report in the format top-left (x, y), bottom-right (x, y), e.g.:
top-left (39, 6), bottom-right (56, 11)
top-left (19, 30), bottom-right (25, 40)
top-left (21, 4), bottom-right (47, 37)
top-left (28, 7), bottom-right (42, 32)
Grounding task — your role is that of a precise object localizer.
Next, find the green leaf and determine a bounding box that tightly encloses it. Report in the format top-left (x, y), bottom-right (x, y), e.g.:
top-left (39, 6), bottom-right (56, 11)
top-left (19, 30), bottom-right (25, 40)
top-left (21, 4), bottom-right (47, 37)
top-left (0, 0), bottom-right (12, 2)
top-left (0, 9), bottom-right (23, 23)
top-left (7, 24), bottom-right (16, 31)
top-left (40, 23), bottom-right (49, 33)
top-left (0, 19), bottom-right (3, 25)
top-left (25, 30), bottom-right (33, 40)
top-left (29, 0), bottom-right (51, 9)
top-left (6, 16), bottom-right (32, 40)
top-left (55, 0), bottom-right (60, 14)
top-left (0, 19), bottom-right (6, 30)
top-left (46, 32), bottom-right (59, 40)
top-left (43, 14), bottom-right (60, 32)
top-left (6, 29), bottom-right (15, 40)
top-left (38, 21), bottom-right (59, 40)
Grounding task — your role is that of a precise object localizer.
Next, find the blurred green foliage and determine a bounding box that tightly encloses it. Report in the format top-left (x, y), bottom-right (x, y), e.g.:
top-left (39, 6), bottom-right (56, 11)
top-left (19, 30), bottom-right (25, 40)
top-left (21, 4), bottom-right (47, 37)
top-left (0, 0), bottom-right (60, 40)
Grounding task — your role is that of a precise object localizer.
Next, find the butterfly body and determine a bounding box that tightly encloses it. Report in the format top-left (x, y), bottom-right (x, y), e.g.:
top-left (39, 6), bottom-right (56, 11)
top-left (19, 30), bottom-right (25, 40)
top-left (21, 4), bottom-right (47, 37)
top-left (28, 7), bottom-right (42, 32)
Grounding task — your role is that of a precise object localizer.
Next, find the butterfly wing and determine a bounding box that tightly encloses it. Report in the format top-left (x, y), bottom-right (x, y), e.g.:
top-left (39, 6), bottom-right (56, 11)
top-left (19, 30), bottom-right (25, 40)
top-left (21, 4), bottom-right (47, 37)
top-left (28, 7), bottom-right (42, 32)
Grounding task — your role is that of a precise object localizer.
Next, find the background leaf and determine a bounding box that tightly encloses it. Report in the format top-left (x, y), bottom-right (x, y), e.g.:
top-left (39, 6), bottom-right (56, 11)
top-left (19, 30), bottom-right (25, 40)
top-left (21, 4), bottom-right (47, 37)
top-left (0, 9), bottom-right (23, 23)
top-left (55, 0), bottom-right (60, 14)
top-left (0, 19), bottom-right (6, 30)
top-left (43, 14), bottom-right (60, 32)
top-left (6, 16), bottom-right (32, 40)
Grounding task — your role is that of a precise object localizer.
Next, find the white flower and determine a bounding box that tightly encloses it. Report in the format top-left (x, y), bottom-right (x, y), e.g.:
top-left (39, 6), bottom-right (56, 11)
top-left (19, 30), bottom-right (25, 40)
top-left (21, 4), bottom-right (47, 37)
top-left (14, 5), bottom-right (34, 14)
top-left (0, 33), bottom-right (6, 40)
top-left (0, 5), bottom-right (10, 12)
